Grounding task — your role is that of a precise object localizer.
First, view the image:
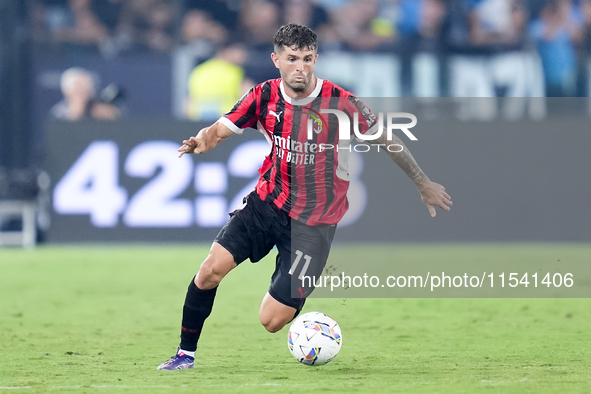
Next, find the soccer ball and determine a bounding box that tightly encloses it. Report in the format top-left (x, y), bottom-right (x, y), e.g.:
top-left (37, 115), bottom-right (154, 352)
top-left (287, 311), bottom-right (342, 366)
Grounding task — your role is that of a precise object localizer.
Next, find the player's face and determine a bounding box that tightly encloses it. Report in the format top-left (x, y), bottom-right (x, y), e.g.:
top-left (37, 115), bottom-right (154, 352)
top-left (271, 46), bottom-right (318, 94)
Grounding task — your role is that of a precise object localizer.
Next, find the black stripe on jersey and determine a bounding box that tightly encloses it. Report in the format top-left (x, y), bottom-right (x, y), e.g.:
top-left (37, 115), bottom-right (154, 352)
top-left (234, 93), bottom-right (258, 129)
top-left (259, 81), bottom-right (272, 125)
top-left (271, 88), bottom-right (286, 135)
top-left (274, 86), bottom-right (288, 203)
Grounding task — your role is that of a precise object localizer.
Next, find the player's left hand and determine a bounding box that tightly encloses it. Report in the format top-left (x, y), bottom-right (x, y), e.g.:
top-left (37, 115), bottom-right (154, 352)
top-left (418, 181), bottom-right (452, 217)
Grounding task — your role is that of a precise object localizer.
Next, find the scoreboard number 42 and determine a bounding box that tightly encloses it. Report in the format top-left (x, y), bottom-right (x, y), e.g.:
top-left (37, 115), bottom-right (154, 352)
top-left (53, 140), bottom-right (269, 228)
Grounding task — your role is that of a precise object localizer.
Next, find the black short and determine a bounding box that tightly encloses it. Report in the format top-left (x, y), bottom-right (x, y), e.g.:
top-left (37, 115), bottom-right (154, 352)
top-left (214, 191), bottom-right (336, 310)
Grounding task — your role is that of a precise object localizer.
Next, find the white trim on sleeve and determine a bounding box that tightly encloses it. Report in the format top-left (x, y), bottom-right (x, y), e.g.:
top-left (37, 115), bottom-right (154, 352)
top-left (218, 116), bottom-right (244, 134)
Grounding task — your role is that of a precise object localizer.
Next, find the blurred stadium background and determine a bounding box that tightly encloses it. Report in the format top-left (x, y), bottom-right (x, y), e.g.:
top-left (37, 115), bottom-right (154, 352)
top-left (1, 2), bottom-right (590, 392)
top-left (0, 0), bottom-right (590, 245)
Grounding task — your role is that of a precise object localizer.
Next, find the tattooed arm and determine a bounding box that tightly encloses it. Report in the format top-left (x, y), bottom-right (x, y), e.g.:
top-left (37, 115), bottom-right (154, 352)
top-left (375, 133), bottom-right (452, 217)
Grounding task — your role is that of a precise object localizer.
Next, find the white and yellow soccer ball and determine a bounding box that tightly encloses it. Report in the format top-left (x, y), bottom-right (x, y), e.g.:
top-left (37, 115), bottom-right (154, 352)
top-left (287, 311), bottom-right (342, 366)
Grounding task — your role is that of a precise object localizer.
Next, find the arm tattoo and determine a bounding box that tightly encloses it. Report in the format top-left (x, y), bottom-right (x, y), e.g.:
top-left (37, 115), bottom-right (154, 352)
top-left (376, 133), bottom-right (429, 188)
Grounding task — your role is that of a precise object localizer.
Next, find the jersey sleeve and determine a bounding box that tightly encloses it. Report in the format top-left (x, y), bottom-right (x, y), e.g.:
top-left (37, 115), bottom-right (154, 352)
top-left (345, 95), bottom-right (379, 140)
top-left (218, 85), bottom-right (259, 134)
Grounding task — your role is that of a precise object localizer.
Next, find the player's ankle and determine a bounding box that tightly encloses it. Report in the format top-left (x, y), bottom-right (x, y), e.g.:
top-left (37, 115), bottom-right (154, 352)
top-left (178, 349), bottom-right (195, 358)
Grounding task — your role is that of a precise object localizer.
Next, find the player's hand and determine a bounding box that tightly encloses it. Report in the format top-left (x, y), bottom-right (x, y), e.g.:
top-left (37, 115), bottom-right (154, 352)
top-left (178, 136), bottom-right (204, 157)
top-left (418, 181), bottom-right (452, 217)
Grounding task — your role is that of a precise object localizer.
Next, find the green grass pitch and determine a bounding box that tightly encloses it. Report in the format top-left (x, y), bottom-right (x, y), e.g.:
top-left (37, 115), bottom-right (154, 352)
top-left (0, 244), bottom-right (590, 393)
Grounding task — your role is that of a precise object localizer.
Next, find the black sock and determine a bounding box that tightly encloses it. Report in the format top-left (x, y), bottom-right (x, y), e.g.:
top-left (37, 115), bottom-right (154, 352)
top-left (179, 277), bottom-right (218, 352)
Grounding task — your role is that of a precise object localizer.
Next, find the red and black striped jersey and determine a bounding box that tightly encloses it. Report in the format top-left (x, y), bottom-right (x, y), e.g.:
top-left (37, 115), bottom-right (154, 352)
top-left (218, 78), bottom-right (378, 225)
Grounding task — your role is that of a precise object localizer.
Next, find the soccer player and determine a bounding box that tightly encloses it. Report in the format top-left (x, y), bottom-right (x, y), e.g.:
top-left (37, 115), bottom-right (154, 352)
top-left (157, 23), bottom-right (452, 370)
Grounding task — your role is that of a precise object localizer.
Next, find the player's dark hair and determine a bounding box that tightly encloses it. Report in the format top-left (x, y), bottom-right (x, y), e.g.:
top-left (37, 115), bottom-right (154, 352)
top-left (273, 23), bottom-right (318, 53)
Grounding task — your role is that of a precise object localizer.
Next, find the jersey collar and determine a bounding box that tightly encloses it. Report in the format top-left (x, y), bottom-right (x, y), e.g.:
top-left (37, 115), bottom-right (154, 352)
top-left (280, 77), bottom-right (323, 106)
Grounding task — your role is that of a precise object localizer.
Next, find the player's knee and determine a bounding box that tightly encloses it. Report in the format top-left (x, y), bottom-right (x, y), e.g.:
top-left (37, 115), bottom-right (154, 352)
top-left (259, 310), bottom-right (290, 333)
top-left (195, 259), bottom-right (224, 289)
top-left (261, 317), bottom-right (287, 333)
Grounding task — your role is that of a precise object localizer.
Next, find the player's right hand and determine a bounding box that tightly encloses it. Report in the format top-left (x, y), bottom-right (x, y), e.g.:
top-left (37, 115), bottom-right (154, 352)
top-left (178, 136), bottom-right (203, 157)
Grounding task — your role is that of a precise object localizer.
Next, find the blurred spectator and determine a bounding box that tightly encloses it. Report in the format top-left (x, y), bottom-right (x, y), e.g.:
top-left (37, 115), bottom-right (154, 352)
top-left (468, 0), bottom-right (527, 50)
top-left (171, 9), bottom-right (228, 118)
top-left (185, 45), bottom-right (254, 121)
top-left (92, 0), bottom-right (124, 32)
top-left (397, 0), bottom-right (446, 42)
top-left (447, 0), bottom-right (538, 116)
top-left (238, 0), bottom-right (280, 50)
top-left (394, 0), bottom-right (447, 98)
top-left (28, 1), bottom-right (51, 45)
top-left (446, 0), bottom-right (527, 55)
top-left (116, 0), bottom-right (177, 53)
top-left (237, 0), bottom-right (281, 82)
top-left (529, 0), bottom-right (584, 96)
top-left (50, 67), bottom-right (120, 120)
top-left (315, 0), bottom-right (354, 10)
top-left (313, 0), bottom-right (400, 97)
top-left (582, 0), bottom-right (591, 43)
top-left (116, 0), bottom-right (156, 45)
top-left (318, 0), bottom-right (395, 52)
top-left (142, 1), bottom-right (175, 52)
top-left (285, 0), bottom-right (314, 26)
top-left (51, 0), bottom-right (110, 52)
top-left (179, 9), bottom-right (227, 55)
top-left (185, 0), bottom-right (241, 31)
top-left (284, 0), bottom-right (329, 29)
